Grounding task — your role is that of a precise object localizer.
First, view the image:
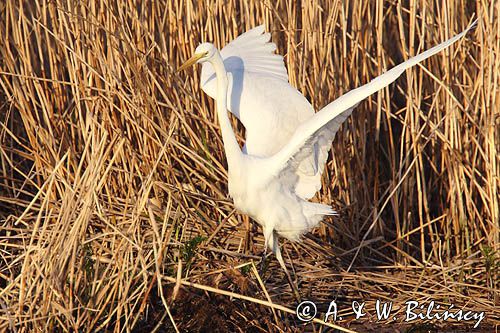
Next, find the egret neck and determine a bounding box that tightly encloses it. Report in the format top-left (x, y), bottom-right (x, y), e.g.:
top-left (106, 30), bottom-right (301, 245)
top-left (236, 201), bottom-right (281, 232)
top-left (211, 51), bottom-right (243, 171)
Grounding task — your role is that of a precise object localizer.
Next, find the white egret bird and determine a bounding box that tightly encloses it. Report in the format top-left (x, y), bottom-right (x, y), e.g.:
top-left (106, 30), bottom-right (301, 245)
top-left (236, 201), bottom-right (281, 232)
top-left (178, 21), bottom-right (475, 298)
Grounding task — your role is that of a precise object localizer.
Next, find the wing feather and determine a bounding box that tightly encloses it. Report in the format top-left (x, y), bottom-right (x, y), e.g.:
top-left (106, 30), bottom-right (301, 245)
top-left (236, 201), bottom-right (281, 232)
top-left (199, 25), bottom-right (315, 160)
top-left (200, 25), bottom-right (288, 93)
top-left (270, 20), bottom-right (476, 193)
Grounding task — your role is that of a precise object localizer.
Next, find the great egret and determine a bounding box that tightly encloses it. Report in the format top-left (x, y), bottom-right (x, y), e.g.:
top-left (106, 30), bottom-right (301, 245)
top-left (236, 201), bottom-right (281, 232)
top-left (178, 21), bottom-right (476, 299)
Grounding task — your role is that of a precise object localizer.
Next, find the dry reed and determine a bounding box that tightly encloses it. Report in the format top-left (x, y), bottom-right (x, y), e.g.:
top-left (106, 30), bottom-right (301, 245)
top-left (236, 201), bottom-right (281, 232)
top-left (0, 0), bottom-right (498, 331)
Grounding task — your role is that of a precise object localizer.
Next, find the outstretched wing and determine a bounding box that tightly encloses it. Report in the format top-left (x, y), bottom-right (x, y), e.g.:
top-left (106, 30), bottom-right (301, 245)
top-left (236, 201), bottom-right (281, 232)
top-left (212, 25), bottom-right (289, 82)
top-left (200, 25), bottom-right (288, 95)
top-left (199, 26), bottom-right (315, 159)
top-left (269, 20), bottom-right (476, 198)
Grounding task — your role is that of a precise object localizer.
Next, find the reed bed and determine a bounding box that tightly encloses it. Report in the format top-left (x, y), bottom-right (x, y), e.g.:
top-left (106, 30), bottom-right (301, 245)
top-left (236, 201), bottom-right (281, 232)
top-left (0, 0), bottom-right (498, 331)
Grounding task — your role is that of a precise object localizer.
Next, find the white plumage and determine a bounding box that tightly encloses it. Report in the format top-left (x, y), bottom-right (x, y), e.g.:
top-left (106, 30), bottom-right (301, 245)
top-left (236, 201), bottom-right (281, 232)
top-left (199, 26), bottom-right (322, 199)
top-left (178, 21), bottom-right (476, 297)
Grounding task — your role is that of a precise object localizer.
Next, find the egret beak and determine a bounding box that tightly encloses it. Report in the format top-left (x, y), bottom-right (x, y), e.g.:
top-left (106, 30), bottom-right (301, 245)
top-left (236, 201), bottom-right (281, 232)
top-left (177, 52), bottom-right (207, 72)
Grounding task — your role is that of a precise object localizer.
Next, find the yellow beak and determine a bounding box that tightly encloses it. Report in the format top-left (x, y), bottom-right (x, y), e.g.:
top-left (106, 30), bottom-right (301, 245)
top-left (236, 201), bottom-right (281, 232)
top-left (177, 52), bottom-right (207, 72)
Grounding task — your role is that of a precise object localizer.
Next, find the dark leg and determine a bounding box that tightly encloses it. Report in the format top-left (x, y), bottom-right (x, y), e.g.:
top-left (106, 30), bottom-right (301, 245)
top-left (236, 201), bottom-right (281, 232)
top-left (259, 227), bottom-right (272, 275)
top-left (271, 232), bottom-right (301, 302)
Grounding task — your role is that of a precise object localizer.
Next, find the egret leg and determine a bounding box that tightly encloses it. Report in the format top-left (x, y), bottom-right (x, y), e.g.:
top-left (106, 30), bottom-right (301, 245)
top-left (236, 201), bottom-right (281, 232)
top-left (259, 250), bottom-right (268, 274)
top-left (270, 232), bottom-right (301, 302)
top-left (259, 227), bottom-right (273, 274)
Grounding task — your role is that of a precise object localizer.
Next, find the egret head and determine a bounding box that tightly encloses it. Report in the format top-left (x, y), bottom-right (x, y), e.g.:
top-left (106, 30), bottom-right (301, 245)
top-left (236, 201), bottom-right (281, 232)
top-left (177, 43), bottom-right (216, 71)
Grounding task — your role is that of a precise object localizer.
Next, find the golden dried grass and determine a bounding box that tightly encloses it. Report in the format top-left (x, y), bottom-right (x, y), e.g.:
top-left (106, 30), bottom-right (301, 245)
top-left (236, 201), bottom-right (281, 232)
top-left (0, 0), bottom-right (498, 331)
